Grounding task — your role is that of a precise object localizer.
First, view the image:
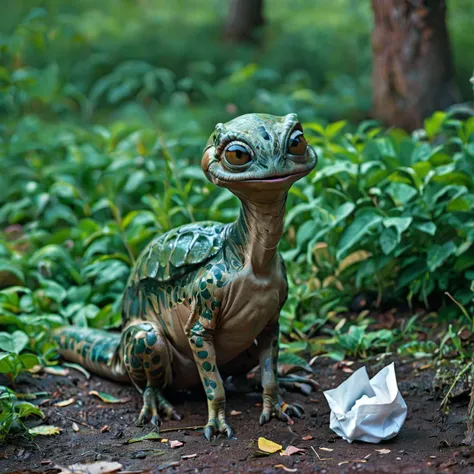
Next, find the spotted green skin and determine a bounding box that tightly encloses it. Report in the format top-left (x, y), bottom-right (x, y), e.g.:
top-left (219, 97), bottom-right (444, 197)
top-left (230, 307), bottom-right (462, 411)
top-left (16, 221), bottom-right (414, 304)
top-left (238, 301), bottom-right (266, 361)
top-left (54, 113), bottom-right (317, 439)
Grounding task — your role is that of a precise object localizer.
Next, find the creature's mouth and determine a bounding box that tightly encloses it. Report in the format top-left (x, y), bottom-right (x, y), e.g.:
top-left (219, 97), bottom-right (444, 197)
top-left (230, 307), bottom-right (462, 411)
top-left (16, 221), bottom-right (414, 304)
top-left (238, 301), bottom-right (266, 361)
top-left (238, 171), bottom-right (309, 183)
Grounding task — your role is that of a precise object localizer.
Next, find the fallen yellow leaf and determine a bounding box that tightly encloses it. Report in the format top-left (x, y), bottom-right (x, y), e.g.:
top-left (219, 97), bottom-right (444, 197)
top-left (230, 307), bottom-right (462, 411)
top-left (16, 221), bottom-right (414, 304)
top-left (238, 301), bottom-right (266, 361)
top-left (29, 425), bottom-right (62, 436)
top-left (258, 437), bottom-right (282, 454)
top-left (54, 397), bottom-right (75, 407)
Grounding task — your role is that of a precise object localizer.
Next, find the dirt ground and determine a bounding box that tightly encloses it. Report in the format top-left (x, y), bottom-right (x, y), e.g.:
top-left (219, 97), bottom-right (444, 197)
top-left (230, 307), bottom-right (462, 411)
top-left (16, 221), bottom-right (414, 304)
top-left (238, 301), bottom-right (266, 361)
top-left (2, 357), bottom-right (473, 474)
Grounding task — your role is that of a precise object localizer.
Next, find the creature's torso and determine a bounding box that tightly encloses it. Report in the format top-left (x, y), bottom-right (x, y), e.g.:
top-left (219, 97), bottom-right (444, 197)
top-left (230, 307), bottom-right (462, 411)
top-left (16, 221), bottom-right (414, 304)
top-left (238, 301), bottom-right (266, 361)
top-left (121, 221), bottom-right (287, 387)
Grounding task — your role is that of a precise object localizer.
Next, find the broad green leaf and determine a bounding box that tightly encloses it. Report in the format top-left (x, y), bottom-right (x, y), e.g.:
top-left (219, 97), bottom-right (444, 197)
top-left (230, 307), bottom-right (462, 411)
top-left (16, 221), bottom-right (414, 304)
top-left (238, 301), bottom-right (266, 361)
top-left (16, 401), bottom-right (44, 419)
top-left (415, 222), bottom-right (437, 236)
top-left (325, 120), bottom-right (347, 139)
top-left (20, 353), bottom-right (40, 370)
top-left (383, 217), bottom-right (413, 236)
top-left (380, 228), bottom-right (398, 255)
top-left (0, 331), bottom-right (28, 354)
top-left (424, 112), bottom-right (446, 138)
top-left (385, 182), bottom-right (417, 205)
top-left (337, 210), bottom-right (383, 260)
top-left (427, 242), bottom-right (457, 272)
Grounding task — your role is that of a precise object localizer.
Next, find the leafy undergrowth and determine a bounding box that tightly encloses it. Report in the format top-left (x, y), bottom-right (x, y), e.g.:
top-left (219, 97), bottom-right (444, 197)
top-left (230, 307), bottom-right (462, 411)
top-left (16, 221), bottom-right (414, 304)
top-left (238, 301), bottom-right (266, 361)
top-left (1, 4), bottom-right (474, 443)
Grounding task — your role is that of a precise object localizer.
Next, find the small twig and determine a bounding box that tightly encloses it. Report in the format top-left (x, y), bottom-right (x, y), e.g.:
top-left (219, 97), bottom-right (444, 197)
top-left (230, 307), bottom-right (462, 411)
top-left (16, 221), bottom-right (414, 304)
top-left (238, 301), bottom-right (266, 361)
top-left (310, 446), bottom-right (332, 461)
top-left (53, 409), bottom-right (95, 429)
top-left (159, 424), bottom-right (204, 433)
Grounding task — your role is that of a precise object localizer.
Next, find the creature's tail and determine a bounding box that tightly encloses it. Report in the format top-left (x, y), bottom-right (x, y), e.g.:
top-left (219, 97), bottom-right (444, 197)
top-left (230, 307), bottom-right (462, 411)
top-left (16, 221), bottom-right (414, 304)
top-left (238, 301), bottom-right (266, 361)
top-left (52, 327), bottom-right (129, 382)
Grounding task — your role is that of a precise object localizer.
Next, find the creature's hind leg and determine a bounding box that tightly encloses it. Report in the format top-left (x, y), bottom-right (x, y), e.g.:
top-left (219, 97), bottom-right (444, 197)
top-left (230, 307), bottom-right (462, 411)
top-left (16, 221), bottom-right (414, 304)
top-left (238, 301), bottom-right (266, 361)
top-left (121, 321), bottom-right (182, 427)
top-left (222, 342), bottom-right (318, 396)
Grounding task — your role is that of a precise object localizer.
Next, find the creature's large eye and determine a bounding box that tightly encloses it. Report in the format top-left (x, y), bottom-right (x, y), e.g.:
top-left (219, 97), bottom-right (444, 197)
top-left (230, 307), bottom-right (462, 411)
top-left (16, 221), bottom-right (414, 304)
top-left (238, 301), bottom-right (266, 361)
top-left (224, 142), bottom-right (252, 167)
top-left (288, 129), bottom-right (307, 155)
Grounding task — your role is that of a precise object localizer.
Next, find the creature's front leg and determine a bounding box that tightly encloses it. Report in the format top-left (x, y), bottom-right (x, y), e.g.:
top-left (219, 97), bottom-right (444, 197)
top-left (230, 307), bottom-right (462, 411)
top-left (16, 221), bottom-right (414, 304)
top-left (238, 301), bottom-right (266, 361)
top-left (188, 320), bottom-right (233, 440)
top-left (258, 322), bottom-right (304, 425)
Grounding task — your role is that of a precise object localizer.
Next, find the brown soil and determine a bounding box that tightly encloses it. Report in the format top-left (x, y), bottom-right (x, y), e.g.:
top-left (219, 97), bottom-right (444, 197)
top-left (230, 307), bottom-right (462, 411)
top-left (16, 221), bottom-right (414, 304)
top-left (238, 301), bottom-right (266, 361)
top-left (1, 357), bottom-right (473, 474)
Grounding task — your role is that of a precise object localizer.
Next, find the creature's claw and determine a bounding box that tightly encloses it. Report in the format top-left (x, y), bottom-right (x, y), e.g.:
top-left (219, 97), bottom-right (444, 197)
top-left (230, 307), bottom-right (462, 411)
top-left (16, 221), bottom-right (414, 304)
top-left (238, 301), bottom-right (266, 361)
top-left (259, 393), bottom-right (303, 426)
top-left (136, 387), bottom-right (182, 427)
top-left (136, 387), bottom-right (162, 428)
top-left (283, 401), bottom-right (304, 419)
top-left (204, 424), bottom-right (215, 441)
top-left (278, 375), bottom-right (319, 396)
top-left (170, 410), bottom-right (182, 422)
top-left (204, 408), bottom-right (234, 441)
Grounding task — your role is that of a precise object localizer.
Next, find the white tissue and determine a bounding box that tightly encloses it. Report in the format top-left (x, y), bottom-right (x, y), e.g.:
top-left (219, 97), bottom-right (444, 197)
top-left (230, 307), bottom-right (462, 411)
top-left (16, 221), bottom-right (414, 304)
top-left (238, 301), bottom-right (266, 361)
top-left (323, 362), bottom-right (407, 443)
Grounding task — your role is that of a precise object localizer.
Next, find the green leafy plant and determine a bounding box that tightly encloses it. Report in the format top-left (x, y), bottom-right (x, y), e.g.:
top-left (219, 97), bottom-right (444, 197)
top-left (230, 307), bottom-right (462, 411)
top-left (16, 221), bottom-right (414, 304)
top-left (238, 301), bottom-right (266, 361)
top-left (0, 386), bottom-right (44, 443)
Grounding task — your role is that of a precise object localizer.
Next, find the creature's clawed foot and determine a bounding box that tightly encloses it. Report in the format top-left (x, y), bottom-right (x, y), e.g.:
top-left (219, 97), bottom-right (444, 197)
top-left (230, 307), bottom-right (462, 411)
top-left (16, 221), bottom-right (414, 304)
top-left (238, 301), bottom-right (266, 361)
top-left (204, 407), bottom-right (234, 441)
top-left (259, 393), bottom-right (304, 426)
top-left (279, 374), bottom-right (319, 396)
top-left (136, 387), bottom-right (182, 428)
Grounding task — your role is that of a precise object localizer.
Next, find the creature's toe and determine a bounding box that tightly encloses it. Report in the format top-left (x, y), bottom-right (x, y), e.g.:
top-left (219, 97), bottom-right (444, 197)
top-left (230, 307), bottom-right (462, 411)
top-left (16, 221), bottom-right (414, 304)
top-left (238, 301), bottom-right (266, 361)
top-left (279, 375), bottom-right (319, 396)
top-left (204, 424), bottom-right (216, 441)
top-left (283, 402), bottom-right (304, 419)
top-left (259, 410), bottom-right (271, 426)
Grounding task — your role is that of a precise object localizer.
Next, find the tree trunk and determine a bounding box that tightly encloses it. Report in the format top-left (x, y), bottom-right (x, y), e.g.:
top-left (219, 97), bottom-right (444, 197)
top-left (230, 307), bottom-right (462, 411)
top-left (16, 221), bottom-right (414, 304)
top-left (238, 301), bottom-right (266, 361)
top-left (371, 0), bottom-right (458, 131)
top-left (465, 383), bottom-right (474, 445)
top-left (225, 0), bottom-right (264, 42)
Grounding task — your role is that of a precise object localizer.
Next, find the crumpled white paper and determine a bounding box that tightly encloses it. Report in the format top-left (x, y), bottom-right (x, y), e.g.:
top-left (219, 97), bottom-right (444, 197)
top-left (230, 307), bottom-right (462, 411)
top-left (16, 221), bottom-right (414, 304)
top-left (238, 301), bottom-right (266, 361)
top-left (323, 362), bottom-right (407, 443)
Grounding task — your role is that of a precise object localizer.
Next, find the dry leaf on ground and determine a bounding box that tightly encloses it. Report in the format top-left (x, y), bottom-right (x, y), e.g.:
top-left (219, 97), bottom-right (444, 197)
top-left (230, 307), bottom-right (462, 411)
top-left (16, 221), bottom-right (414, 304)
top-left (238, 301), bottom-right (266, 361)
top-left (72, 422), bottom-right (80, 432)
top-left (29, 425), bottom-right (62, 436)
top-left (44, 366), bottom-right (69, 376)
top-left (170, 440), bottom-right (184, 448)
top-left (319, 447), bottom-right (334, 452)
top-left (181, 454), bottom-right (197, 460)
top-left (58, 461), bottom-right (123, 474)
top-left (376, 449), bottom-right (391, 454)
top-left (89, 390), bottom-right (130, 404)
top-left (338, 460), bottom-right (368, 466)
top-left (63, 362), bottom-right (91, 379)
top-left (258, 437), bottom-right (282, 454)
top-left (54, 398), bottom-right (75, 407)
top-left (302, 435), bottom-right (313, 441)
top-left (230, 410), bottom-right (242, 415)
top-left (281, 446), bottom-right (305, 456)
top-left (126, 432), bottom-right (162, 444)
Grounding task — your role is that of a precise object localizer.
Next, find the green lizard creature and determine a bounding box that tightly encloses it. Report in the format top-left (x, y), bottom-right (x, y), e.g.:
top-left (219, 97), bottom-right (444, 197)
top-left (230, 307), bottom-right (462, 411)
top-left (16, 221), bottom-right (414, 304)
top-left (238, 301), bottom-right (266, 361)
top-left (53, 113), bottom-right (317, 441)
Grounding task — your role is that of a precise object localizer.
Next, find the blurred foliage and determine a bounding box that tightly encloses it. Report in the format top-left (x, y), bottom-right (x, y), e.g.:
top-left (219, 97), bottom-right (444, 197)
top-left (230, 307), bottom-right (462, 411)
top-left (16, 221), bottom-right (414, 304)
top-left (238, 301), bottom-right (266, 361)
top-left (0, 1), bottom-right (474, 442)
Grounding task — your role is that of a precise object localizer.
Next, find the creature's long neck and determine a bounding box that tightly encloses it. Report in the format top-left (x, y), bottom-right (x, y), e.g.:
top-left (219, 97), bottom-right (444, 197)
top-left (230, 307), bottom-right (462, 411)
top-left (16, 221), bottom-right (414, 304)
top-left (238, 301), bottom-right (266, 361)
top-left (228, 195), bottom-right (287, 275)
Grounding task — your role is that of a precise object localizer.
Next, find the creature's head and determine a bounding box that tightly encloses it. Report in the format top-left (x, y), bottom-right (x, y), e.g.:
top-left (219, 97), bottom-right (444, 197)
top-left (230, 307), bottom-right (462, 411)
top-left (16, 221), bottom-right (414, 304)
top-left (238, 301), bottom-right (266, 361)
top-left (202, 113), bottom-right (317, 203)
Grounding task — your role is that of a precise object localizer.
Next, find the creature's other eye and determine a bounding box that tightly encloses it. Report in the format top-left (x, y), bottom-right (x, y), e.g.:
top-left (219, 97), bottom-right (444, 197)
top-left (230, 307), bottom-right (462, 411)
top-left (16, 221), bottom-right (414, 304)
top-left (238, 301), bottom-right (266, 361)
top-left (288, 129), bottom-right (307, 155)
top-left (224, 142), bottom-right (252, 167)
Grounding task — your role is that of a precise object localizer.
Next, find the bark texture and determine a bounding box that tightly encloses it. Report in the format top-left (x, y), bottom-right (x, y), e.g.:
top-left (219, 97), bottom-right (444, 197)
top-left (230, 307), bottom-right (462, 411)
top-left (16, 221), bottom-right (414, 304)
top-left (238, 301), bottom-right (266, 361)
top-left (225, 0), bottom-right (264, 42)
top-left (465, 385), bottom-right (474, 446)
top-left (371, 0), bottom-right (457, 130)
